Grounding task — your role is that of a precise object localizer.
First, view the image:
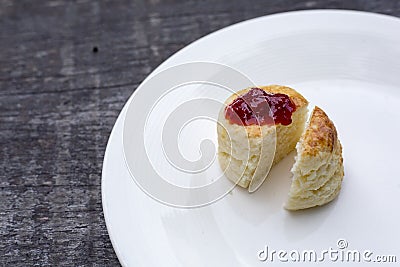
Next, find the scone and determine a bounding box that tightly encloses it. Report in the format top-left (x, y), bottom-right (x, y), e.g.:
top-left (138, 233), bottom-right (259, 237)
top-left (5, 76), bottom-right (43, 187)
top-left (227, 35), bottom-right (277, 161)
top-left (285, 106), bottom-right (344, 210)
top-left (217, 85), bottom-right (308, 189)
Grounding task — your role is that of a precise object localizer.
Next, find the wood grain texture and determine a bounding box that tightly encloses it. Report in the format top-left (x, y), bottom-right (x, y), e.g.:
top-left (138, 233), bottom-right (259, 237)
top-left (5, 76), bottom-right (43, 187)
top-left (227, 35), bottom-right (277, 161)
top-left (1, 0), bottom-right (399, 265)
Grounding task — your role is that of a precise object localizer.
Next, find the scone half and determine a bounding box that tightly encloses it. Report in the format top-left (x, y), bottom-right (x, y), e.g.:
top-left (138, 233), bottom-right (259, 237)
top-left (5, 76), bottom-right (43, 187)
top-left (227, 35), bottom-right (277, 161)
top-left (217, 85), bottom-right (308, 190)
top-left (285, 106), bottom-right (344, 210)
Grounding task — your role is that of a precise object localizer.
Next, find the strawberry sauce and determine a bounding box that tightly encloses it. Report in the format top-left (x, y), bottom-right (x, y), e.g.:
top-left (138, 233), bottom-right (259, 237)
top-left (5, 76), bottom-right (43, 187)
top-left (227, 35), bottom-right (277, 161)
top-left (225, 87), bottom-right (296, 126)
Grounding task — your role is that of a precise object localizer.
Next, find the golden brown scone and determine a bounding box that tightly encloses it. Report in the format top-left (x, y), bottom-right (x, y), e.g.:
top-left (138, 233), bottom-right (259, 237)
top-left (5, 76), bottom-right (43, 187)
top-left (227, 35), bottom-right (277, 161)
top-left (217, 85), bottom-right (309, 188)
top-left (285, 106), bottom-right (344, 210)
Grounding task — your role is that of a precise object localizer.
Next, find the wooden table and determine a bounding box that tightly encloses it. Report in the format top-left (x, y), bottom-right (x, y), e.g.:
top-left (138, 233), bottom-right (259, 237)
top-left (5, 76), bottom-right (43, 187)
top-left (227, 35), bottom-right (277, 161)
top-left (1, 0), bottom-right (399, 265)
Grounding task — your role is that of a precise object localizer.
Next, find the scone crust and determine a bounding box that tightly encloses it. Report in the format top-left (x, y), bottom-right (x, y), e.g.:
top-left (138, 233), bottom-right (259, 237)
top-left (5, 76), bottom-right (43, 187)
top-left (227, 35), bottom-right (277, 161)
top-left (258, 85), bottom-right (308, 108)
top-left (301, 106), bottom-right (338, 157)
top-left (222, 85), bottom-right (309, 138)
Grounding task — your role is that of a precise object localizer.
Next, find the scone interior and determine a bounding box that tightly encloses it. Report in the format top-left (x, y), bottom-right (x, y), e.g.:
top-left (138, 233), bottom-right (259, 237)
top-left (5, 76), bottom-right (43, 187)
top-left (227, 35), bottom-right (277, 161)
top-left (284, 106), bottom-right (344, 210)
top-left (217, 85), bottom-right (309, 189)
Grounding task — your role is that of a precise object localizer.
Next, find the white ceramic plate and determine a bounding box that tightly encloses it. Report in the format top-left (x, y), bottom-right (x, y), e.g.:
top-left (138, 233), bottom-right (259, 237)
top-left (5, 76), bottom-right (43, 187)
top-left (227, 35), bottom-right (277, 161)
top-left (102, 10), bottom-right (400, 266)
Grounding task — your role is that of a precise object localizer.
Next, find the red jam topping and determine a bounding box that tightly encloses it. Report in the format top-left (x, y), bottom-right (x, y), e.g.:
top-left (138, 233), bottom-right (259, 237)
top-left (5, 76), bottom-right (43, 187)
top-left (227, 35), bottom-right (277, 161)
top-left (225, 87), bottom-right (296, 126)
